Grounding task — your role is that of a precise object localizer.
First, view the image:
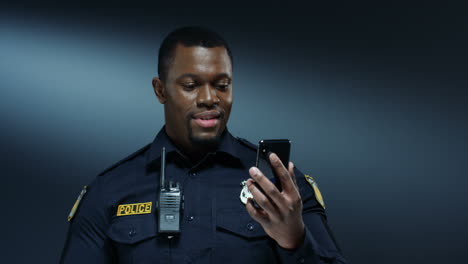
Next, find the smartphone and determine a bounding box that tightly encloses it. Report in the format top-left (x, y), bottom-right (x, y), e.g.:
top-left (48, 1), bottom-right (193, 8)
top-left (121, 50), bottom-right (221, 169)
top-left (255, 139), bottom-right (291, 192)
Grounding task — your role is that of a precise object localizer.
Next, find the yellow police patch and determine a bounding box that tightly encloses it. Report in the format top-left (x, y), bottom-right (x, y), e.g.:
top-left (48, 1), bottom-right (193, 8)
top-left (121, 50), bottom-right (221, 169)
top-left (117, 202), bottom-right (152, 216)
top-left (68, 185), bottom-right (87, 222)
top-left (304, 175), bottom-right (326, 209)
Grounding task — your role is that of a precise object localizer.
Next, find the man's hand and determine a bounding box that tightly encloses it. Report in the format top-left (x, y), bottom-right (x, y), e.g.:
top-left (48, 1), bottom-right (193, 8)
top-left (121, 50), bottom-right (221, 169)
top-left (245, 153), bottom-right (305, 250)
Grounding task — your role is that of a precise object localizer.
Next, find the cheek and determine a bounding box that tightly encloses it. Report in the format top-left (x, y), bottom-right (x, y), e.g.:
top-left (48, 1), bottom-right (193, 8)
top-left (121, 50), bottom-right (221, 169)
top-left (222, 94), bottom-right (233, 111)
top-left (168, 90), bottom-right (197, 113)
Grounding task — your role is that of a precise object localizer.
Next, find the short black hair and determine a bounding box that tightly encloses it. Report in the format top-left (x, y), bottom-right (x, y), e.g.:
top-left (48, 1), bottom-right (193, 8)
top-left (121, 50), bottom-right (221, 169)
top-left (157, 26), bottom-right (233, 82)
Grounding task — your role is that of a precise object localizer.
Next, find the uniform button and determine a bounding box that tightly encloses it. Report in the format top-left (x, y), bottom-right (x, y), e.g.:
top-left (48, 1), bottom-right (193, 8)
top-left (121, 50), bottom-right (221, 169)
top-left (190, 172), bottom-right (196, 177)
top-left (298, 257), bottom-right (305, 263)
top-left (246, 223), bottom-right (254, 231)
top-left (128, 228), bottom-right (136, 237)
top-left (188, 215), bottom-right (195, 221)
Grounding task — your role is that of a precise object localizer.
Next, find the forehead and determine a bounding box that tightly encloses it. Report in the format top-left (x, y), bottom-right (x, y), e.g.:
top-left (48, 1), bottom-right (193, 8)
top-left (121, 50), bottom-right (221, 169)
top-left (169, 44), bottom-right (232, 79)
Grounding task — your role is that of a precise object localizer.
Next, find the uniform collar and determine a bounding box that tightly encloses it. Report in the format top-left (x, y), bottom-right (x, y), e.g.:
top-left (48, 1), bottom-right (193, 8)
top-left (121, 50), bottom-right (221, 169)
top-left (146, 125), bottom-right (242, 167)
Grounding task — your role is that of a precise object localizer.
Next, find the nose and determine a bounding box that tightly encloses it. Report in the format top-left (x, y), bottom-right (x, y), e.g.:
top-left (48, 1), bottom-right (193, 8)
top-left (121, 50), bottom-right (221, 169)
top-left (196, 84), bottom-right (220, 108)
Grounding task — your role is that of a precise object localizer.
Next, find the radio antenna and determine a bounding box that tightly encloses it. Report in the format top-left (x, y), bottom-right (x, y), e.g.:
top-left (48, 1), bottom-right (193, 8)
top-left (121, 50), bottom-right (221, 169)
top-left (160, 147), bottom-right (166, 190)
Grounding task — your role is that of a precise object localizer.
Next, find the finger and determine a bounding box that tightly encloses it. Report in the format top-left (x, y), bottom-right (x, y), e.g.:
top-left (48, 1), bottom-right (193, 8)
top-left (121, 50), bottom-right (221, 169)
top-left (269, 153), bottom-right (296, 194)
top-left (288, 162), bottom-right (301, 198)
top-left (246, 177), bottom-right (281, 217)
top-left (245, 198), bottom-right (269, 223)
top-left (249, 167), bottom-right (286, 210)
top-left (288, 162), bottom-right (298, 187)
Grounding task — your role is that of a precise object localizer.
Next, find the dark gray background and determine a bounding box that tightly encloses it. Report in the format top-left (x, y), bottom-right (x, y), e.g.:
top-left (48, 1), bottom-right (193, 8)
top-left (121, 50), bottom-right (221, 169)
top-left (1, 2), bottom-right (467, 263)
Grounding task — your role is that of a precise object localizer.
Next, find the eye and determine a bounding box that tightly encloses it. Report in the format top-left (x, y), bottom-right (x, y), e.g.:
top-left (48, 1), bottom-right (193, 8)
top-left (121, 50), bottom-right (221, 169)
top-left (182, 83), bottom-right (196, 91)
top-left (216, 83), bottom-right (229, 91)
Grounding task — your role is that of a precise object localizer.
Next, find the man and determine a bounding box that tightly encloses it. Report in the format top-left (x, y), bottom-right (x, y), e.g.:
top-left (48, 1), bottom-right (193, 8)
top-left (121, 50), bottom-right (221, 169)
top-left (60, 26), bottom-right (347, 264)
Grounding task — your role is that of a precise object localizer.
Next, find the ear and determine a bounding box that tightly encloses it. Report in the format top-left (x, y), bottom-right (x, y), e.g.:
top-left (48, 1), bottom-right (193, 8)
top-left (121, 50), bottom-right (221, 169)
top-left (152, 77), bottom-right (166, 104)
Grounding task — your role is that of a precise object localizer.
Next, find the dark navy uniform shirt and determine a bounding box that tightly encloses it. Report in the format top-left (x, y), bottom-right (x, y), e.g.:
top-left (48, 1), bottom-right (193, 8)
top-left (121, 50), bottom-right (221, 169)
top-left (60, 127), bottom-right (347, 264)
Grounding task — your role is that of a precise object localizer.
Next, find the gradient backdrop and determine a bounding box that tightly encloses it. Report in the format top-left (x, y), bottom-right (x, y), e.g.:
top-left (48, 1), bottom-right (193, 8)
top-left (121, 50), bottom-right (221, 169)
top-left (1, 2), bottom-right (467, 264)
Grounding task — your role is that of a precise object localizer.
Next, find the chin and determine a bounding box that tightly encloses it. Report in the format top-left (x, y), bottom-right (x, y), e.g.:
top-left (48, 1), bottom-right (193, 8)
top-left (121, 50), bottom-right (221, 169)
top-left (188, 129), bottom-right (223, 149)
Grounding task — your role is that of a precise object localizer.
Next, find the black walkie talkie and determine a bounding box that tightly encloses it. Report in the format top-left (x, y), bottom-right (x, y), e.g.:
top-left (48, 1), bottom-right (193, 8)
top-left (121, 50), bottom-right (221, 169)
top-left (158, 147), bottom-right (183, 237)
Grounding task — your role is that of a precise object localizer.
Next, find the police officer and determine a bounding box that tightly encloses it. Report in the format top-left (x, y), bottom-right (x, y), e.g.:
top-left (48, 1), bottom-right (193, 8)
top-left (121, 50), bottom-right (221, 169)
top-left (60, 26), bottom-right (347, 264)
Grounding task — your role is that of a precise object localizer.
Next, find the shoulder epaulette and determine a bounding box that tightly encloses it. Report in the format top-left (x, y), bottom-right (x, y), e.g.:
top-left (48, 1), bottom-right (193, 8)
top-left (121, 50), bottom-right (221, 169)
top-left (235, 137), bottom-right (258, 151)
top-left (98, 143), bottom-right (151, 176)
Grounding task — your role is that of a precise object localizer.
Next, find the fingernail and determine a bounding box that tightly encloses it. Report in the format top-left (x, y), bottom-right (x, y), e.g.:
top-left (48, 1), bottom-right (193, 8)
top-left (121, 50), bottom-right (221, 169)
top-left (249, 167), bottom-right (259, 177)
top-left (270, 153), bottom-right (279, 162)
top-left (246, 179), bottom-right (251, 185)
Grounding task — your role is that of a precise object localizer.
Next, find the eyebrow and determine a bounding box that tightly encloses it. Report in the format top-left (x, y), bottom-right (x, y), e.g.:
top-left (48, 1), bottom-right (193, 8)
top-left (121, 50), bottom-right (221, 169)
top-left (176, 73), bottom-right (232, 82)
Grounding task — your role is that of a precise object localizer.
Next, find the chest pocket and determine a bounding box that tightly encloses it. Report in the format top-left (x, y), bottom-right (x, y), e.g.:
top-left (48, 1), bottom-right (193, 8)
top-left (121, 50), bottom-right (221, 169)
top-left (107, 217), bottom-right (159, 264)
top-left (215, 209), bottom-right (277, 263)
top-left (107, 217), bottom-right (157, 244)
top-left (216, 208), bottom-right (268, 239)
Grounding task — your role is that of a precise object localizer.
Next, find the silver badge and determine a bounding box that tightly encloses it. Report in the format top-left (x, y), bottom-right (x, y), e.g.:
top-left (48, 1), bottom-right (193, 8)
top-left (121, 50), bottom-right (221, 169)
top-left (239, 180), bottom-right (253, 205)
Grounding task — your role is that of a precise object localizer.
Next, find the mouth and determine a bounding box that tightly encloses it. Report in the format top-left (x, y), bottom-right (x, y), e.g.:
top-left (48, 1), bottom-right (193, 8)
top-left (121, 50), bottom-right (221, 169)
top-left (192, 110), bottom-right (221, 128)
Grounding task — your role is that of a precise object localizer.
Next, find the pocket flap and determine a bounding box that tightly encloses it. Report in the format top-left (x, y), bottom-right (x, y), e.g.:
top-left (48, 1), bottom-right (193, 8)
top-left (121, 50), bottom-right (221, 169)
top-left (216, 209), bottom-right (267, 239)
top-left (107, 217), bottom-right (157, 245)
